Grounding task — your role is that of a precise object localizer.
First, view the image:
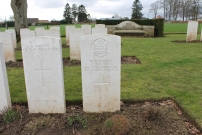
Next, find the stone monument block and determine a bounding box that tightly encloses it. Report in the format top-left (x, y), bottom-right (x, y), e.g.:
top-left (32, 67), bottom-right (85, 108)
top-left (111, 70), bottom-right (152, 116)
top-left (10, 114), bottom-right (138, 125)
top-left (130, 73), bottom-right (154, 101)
top-left (21, 37), bottom-right (66, 113)
top-left (81, 34), bottom-right (121, 112)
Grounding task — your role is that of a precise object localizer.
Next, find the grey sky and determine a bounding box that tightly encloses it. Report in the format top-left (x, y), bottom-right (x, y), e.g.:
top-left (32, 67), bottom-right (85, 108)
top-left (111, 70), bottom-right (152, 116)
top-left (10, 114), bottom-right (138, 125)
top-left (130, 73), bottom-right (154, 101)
top-left (0, 0), bottom-right (158, 21)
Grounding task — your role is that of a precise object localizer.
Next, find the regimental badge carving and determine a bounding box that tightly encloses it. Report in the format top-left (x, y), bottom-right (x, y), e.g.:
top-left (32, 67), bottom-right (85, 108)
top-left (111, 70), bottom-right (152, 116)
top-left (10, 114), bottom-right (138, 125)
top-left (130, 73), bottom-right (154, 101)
top-left (92, 39), bottom-right (108, 57)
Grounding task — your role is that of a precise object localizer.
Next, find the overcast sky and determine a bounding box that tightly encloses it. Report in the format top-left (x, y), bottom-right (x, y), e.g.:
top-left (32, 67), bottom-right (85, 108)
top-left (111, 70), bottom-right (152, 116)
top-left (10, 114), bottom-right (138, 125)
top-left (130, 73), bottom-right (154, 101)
top-left (0, 0), bottom-right (159, 21)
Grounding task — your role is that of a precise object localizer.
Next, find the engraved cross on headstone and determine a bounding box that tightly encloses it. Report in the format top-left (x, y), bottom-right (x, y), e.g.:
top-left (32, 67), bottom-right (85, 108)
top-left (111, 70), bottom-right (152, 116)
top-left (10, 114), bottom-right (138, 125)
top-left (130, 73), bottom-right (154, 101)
top-left (34, 60), bottom-right (51, 87)
top-left (92, 73), bottom-right (110, 102)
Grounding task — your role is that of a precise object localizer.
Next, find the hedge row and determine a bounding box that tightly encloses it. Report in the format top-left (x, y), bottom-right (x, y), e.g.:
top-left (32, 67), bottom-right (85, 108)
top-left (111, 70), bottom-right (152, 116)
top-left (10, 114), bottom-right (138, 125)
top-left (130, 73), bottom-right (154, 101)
top-left (96, 19), bottom-right (164, 37)
top-left (1, 20), bottom-right (73, 27)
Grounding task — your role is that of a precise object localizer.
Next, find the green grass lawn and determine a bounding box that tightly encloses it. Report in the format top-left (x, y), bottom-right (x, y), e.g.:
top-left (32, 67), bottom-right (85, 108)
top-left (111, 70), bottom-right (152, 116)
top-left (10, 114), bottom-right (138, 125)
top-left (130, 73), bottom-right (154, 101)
top-left (164, 22), bottom-right (202, 33)
top-left (7, 34), bottom-right (202, 127)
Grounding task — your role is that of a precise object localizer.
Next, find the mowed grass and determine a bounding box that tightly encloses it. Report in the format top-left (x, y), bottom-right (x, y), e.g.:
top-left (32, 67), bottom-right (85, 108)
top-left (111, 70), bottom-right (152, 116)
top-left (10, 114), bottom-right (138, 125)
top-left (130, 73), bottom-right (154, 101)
top-left (164, 22), bottom-right (202, 33)
top-left (7, 34), bottom-right (202, 127)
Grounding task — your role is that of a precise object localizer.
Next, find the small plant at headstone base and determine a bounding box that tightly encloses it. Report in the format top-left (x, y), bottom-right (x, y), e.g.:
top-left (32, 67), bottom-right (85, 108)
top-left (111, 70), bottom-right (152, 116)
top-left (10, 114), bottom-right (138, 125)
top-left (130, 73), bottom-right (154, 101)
top-left (67, 114), bottom-right (87, 129)
top-left (1, 108), bottom-right (20, 124)
top-left (102, 114), bottom-right (131, 135)
top-left (143, 105), bottom-right (162, 121)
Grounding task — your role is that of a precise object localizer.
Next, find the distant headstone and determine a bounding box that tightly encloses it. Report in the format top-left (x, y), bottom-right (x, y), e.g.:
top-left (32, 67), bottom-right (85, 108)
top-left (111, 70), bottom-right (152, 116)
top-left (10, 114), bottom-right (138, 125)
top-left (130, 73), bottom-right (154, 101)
top-left (37, 30), bottom-right (60, 38)
top-left (81, 34), bottom-right (121, 112)
top-left (92, 28), bottom-right (108, 34)
top-left (0, 42), bottom-right (12, 111)
top-left (69, 28), bottom-right (84, 60)
top-left (5, 29), bottom-right (17, 48)
top-left (81, 25), bottom-right (91, 35)
top-left (20, 29), bottom-right (36, 40)
top-left (95, 24), bottom-right (105, 28)
top-left (186, 21), bottom-right (198, 42)
top-left (65, 26), bottom-right (75, 45)
top-left (200, 29), bottom-right (202, 41)
top-left (21, 37), bottom-right (66, 113)
top-left (35, 28), bottom-right (45, 37)
top-left (0, 32), bottom-right (16, 62)
top-left (50, 26), bottom-right (60, 30)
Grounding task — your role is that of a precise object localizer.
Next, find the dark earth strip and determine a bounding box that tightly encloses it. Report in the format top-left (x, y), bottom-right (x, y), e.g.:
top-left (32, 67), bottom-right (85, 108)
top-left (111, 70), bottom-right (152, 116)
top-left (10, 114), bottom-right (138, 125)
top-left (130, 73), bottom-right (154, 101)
top-left (0, 99), bottom-right (201, 135)
top-left (6, 56), bottom-right (141, 68)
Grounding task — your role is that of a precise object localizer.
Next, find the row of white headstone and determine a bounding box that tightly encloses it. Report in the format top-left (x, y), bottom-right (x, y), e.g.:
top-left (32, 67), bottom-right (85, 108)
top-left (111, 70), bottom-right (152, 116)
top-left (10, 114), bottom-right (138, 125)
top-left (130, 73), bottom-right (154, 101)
top-left (0, 26), bottom-right (61, 63)
top-left (0, 31), bottom-right (121, 114)
top-left (186, 21), bottom-right (202, 42)
top-left (67, 24), bottom-right (108, 60)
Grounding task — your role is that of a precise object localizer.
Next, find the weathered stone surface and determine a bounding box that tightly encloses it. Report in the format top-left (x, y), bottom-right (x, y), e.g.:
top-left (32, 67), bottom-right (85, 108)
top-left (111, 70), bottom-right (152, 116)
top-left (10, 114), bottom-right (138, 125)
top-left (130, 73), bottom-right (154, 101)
top-left (106, 26), bottom-right (116, 34)
top-left (92, 28), bottom-right (108, 34)
top-left (81, 34), bottom-right (121, 112)
top-left (95, 24), bottom-right (105, 28)
top-left (143, 26), bottom-right (155, 37)
top-left (69, 28), bottom-right (84, 60)
top-left (65, 26), bottom-right (75, 45)
top-left (186, 21), bottom-right (198, 42)
top-left (0, 32), bottom-right (16, 62)
top-left (106, 21), bottom-right (154, 37)
top-left (21, 37), bottom-right (66, 114)
top-left (5, 29), bottom-right (17, 48)
top-left (0, 42), bottom-right (12, 112)
top-left (81, 25), bottom-right (91, 35)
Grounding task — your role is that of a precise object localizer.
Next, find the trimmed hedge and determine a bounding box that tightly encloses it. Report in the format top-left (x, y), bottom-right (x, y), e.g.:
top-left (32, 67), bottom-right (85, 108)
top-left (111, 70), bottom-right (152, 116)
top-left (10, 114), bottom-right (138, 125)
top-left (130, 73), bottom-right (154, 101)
top-left (1, 21), bottom-right (15, 27)
top-left (96, 19), bottom-right (164, 37)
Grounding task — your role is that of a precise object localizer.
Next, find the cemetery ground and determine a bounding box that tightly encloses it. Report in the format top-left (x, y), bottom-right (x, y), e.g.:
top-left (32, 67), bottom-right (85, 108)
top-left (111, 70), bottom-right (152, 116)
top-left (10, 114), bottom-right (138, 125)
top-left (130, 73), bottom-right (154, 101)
top-left (1, 25), bottom-right (202, 134)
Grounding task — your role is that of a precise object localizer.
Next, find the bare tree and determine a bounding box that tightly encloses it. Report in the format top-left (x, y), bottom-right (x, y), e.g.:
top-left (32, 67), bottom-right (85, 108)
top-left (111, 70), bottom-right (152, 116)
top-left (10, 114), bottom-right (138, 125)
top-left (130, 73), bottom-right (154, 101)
top-left (149, 1), bottom-right (159, 18)
top-left (11, 0), bottom-right (28, 43)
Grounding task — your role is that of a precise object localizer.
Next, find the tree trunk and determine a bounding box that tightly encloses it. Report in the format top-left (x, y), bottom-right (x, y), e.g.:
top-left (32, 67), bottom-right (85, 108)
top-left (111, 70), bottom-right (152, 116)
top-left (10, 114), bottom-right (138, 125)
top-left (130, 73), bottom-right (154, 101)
top-left (11, 0), bottom-right (28, 43)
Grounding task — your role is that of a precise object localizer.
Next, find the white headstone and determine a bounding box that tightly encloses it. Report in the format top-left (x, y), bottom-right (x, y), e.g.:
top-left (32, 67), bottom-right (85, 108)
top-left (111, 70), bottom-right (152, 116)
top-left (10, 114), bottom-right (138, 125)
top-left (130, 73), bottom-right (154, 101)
top-left (5, 29), bottom-right (17, 48)
top-left (95, 24), bottom-right (105, 28)
top-left (0, 32), bottom-right (16, 62)
top-left (81, 34), bottom-right (121, 112)
top-left (36, 29), bottom-right (60, 38)
top-left (69, 28), bottom-right (84, 60)
top-left (0, 42), bottom-right (12, 111)
top-left (35, 28), bottom-right (46, 37)
top-left (200, 29), bottom-right (202, 41)
top-left (20, 29), bottom-right (36, 40)
top-left (186, 21), bottom-right (198, 42)
top-left (81, 25), bottom-right (91, 35)
top-left (50, 26), bottom-right (60, 31)
top-left (21, 37), bottom-right (66, 114)
top-left (65, 26), bottom-right (75, 45)
top-left (92, 28), bottom-right (108, 34)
